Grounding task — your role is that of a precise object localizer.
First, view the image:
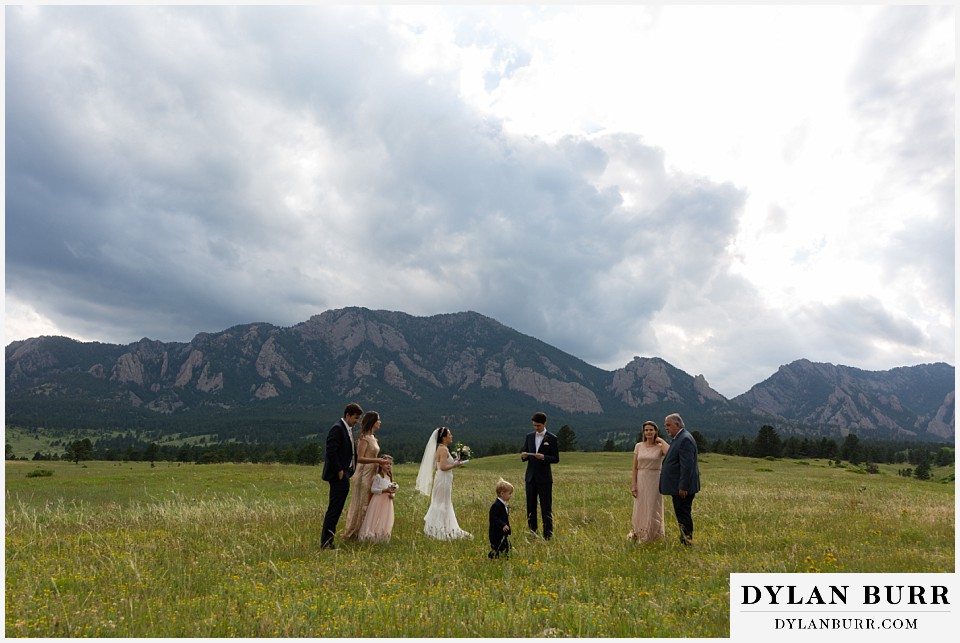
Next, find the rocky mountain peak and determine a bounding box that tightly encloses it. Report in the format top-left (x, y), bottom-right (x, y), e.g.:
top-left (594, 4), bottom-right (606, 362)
top-left (734, 359), bottom-right (955, 439)
top-left (5, 309), bottom-right (954, 441)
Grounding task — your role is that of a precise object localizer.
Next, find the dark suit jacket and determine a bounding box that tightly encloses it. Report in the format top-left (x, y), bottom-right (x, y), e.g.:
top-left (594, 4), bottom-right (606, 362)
top-left (659, 428), bottom-right (701, 495)
top-left (522, 431), bottom-right (559, 484)
top-left (322, 419), bottom-right (356, 482)
top-left (488, 498), bottom-right (510, 552)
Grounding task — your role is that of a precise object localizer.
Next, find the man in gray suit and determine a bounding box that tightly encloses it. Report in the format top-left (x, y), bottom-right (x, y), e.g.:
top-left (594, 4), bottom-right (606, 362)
top-left (659, 412), bottom-right (700, 545)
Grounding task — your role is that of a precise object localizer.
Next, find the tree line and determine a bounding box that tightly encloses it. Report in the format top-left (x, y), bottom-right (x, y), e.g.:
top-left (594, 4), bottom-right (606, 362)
top-left (7, 423), bottom-right (953, 477)
top-left (594, 423), bottom-right (952, 467)
top-left (5, 424), bottom-right (584, 465)
top-left (728, 425), bottom-right (953, 469)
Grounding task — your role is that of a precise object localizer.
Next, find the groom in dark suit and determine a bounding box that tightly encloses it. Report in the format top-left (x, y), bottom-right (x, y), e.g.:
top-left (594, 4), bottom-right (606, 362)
top-left (320, 402), bottom-right (363, 549)
top-left (659, 412), bottom-right (701, 545)
top-left (521, 411), bottom-right (560, 539)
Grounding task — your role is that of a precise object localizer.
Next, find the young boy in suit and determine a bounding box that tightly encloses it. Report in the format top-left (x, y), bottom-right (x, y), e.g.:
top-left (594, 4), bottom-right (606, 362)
top-left (488, 478), bottom-right (513, 559)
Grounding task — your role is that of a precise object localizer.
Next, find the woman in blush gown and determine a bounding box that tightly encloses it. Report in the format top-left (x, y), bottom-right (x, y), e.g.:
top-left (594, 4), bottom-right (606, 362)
top-left (629, 420), bottom-right (669, 543)
top-left (342, 411), bottom-right (389, 540)
top-left (358, 456), bottom-right (397, 543)
top-left (416, 426), bottom-right (472, 540)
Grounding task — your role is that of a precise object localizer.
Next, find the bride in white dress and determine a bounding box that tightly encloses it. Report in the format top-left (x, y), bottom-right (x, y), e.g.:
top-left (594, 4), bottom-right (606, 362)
top-left (416, 426), bottom-right (472, 540)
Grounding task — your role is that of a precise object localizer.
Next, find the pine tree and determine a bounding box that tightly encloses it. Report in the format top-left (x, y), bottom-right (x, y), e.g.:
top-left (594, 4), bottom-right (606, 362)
top-left (754, 425), bottom-right (782, 458)
top-left (557, 425), bottom-right (578, 452)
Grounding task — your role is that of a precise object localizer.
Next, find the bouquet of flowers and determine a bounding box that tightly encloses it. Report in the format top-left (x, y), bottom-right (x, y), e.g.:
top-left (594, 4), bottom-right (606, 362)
top-left (453, 442), bottom-right (472, 461)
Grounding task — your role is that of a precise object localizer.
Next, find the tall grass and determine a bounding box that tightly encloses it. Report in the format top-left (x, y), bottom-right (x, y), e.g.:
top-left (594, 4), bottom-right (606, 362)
top-left (5, 453), bottom-right (954, 637)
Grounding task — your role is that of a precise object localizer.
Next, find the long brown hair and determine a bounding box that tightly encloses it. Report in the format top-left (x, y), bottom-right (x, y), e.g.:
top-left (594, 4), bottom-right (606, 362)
top-left (359, 411), bottom-right (380, 437)
top-left (378, 455), bottom-right (394, 481)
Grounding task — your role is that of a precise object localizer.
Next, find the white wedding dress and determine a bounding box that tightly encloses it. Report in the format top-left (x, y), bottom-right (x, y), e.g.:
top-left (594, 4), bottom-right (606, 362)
top-left (423, 455), bottom-right (472, 540)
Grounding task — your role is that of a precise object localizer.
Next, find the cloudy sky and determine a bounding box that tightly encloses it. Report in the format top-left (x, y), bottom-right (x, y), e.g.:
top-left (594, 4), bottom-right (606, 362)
top-left (4, 4), bottom-right (955, 398)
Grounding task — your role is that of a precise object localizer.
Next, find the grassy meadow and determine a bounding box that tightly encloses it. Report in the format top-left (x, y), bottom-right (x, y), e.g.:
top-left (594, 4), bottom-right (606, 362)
top-left (4, 452), bottom-right (954, 637)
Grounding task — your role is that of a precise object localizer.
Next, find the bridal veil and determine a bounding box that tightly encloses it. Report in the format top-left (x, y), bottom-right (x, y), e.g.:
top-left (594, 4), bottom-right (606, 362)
top-left (415, 427), bottom-right (440, 496)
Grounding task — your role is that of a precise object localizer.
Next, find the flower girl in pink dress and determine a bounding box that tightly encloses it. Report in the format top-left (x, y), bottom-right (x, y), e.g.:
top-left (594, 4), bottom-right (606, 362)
top-left (358, 456), bottom-right (397, 543)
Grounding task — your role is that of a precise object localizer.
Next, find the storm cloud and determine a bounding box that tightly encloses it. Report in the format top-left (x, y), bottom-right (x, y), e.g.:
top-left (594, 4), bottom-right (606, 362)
top-left (4, 5), bottom-right (954, 397)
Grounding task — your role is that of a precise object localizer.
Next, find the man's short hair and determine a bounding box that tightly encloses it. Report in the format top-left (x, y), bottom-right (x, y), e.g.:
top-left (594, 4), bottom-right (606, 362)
top-left (343, 402), bottom-right (364, 418)
top-left (531, 412), bottom-right (547, 424)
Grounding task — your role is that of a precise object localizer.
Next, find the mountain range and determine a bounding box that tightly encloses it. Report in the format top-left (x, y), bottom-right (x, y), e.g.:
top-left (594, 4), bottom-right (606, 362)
top-left (5, 307), bottom-right (955, 445)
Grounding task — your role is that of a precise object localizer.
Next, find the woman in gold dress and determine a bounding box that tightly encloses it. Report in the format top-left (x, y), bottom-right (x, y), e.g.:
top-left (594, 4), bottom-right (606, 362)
top-left (629, 420), bottom-right (669, 543)
top-left (342, 411), bottom-right (389, 540)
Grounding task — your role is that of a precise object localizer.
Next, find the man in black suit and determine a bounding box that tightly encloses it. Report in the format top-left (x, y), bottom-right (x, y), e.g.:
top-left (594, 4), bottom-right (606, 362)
top-left (658, 412), bottom-right (701, 545)
top-left (520, 411), bottom-right (560, 539)
top-left (320, 402), bottom-right (363, 549)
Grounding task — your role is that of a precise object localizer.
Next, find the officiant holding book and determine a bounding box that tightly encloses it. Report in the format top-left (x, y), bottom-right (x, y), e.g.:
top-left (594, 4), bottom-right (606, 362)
top-left (521, 411), bottom-right (559, 540)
